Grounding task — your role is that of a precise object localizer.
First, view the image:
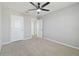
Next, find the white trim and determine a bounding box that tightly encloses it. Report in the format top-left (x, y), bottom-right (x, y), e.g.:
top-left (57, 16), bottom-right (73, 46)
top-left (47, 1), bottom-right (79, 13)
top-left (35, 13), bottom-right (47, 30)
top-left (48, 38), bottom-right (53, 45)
top-left (43, 37), bottom-right (79, 50)
top-left (2, 36), bottom-right (32, 45)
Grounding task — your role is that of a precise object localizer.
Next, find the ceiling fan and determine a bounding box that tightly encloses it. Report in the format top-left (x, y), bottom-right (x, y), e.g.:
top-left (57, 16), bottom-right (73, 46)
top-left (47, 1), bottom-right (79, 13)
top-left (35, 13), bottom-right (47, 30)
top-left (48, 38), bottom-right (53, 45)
top-left (28, 2), bottom-right (50, 14)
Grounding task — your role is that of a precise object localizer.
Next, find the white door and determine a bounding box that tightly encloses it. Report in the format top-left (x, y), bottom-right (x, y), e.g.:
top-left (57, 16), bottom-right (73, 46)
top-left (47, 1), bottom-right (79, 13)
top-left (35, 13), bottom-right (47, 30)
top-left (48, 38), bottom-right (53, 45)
top-left (31, 19), bottom-right (43, 38)
top-left (31, 19), bottom-right (37, 37)
top-left (11, 15), bottom-right (24, 42)
top-left (37, 19), bottom-right (43, 38)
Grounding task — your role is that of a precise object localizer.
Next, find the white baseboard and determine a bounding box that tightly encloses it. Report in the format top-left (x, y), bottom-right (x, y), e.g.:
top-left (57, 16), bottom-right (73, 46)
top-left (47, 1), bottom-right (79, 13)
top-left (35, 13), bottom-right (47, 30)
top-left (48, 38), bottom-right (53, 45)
top-left (2, 41), bottom-right (12, 45)
top-left (43, 37), bottom-right (79, 50)
top-left (2, 36), bottom-right (32, 45)
top-left (0, 41), bottom-right (1, 52)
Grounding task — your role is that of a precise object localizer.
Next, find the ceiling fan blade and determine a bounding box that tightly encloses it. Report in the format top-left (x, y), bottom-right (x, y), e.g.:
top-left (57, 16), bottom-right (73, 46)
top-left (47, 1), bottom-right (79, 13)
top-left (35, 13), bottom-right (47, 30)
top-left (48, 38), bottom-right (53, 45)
top-left (41, 9), bottom-right (50, 11)
top-left (28, 9), bottom-right (37, 11)
top-left (41, 2), bottom-right (50, 8)
top-left (30, 2), bottom-right (38, 8)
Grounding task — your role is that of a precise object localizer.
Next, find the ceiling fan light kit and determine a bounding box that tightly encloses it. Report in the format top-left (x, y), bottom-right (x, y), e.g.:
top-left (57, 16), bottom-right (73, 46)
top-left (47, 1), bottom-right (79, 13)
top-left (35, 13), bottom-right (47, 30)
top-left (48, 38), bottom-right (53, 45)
top-left (37, 9), bottom-right (41, 12)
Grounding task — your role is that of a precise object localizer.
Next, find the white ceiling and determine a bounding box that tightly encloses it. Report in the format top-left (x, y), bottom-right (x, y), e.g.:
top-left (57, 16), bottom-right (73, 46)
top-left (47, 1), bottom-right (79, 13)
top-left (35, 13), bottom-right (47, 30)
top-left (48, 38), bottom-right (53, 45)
top-left (2, 2), bottom-right (77, 17)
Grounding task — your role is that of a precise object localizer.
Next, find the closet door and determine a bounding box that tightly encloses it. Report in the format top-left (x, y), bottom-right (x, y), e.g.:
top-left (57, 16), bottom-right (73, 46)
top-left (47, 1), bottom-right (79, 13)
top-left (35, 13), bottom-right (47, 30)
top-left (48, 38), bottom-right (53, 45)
top-left (31, 18), bottom-right (37, 37)
top-left (11, 15), bottom-right (24, 42)
top-left (31, 19), bottom-right (43, 38)
top-left (37, 19), bottom-right (43, 38)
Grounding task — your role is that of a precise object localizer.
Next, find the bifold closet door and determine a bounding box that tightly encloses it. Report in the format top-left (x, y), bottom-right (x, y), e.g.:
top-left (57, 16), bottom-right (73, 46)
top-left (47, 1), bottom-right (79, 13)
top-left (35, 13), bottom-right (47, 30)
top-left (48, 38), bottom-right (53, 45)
top-left (11, 15), bottom-right (24, 42)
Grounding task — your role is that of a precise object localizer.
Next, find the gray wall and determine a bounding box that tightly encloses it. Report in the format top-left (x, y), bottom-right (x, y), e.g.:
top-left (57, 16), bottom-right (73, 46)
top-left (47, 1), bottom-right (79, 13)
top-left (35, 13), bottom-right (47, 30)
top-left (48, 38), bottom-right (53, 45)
top-left (42, 3), bottom-right (79, 48)
top-left (0, 3), bottom-right (2, 51)
top-left (2, 5), bottom-right (11, 44)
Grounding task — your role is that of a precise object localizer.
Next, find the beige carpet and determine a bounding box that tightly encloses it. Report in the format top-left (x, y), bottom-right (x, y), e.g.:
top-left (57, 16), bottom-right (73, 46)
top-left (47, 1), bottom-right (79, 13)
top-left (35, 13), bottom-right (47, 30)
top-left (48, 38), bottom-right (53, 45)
top-left (0, 37), bottom-right (79, 56)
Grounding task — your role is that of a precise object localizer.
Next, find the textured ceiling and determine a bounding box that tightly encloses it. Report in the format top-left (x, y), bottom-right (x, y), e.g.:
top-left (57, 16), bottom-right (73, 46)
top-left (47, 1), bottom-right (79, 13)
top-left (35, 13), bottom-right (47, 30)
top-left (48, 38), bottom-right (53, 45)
top-left (2, 2), bottom-right (77, 17)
